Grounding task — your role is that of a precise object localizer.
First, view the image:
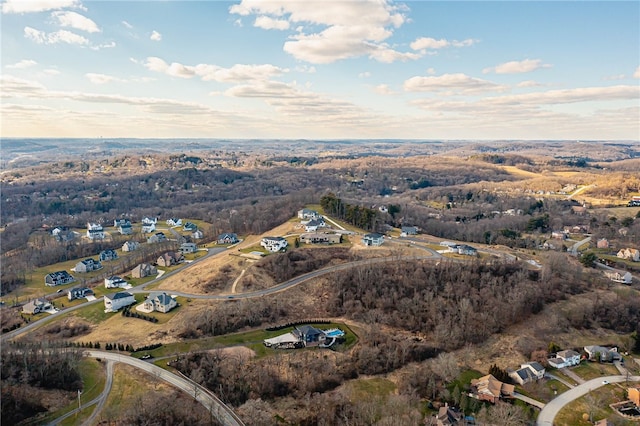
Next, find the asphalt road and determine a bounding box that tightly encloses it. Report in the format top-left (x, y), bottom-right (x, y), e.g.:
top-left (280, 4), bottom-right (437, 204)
top-left (536, 375), bottom-right (640, 425)
top-left (84, 350), bottom-right (244, 426)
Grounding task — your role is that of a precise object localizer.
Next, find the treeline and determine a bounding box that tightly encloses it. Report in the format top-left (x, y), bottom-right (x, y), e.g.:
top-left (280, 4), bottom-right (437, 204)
top-left (320, 193), bottom-right (379, 231)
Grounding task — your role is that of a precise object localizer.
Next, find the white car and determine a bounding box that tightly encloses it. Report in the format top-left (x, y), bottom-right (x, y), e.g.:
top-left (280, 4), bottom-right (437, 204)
top-left (602, 380), bottom-right (609, 385)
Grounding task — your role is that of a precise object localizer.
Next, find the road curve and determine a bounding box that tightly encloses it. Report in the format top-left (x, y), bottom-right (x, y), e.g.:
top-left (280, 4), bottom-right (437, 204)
top-left (536, 375), bottom-right (640, 425)
top-left (84, 350), bottom-right (244, 426)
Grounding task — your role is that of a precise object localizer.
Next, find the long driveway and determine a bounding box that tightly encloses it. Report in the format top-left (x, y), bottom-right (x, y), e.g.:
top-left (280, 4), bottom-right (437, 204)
top-left (84, 350), bottom-right (244, 426)
top-left (536, 375), bottom-right (640, 425)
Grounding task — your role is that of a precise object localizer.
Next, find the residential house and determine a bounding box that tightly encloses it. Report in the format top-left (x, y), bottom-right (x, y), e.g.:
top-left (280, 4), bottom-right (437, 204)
top-left (147, 232), bottom-right (166, 244)
top-left (304, 218), bottom-right (326, 232)
top-left (217, 233), bottom-right (239, 244)
top-left (597, 238), bottom-right (610, 249)
top-left (45, 270), bottom-right (75, 286)
top-left (572, 206), bottom-right (587, 216)
top-left (552, 231), bottom-right (568, 240)
top-left (548, 350), bottom-right (581, 369)
top-left (433, 403), bottom-right (464, 426)
top-left (122, 241), bottom-right (140, 252)
top-left (99, 249), bottom-right (118, 262)
top-left (75, 258), bottom-right (102, 273)
top-left (52, 227), bottom-right (76, 242)
top-left (22, 298), bottom-right (52, 314)
top-left (67, 287), bottom-right (93, 301)
top-left (298, 208), bottom-right (320, 220)
top-left (104, 292), bottom-right (135, 312)
top-left (509, 362), bottom-right (545, 385)
top-left (179, 242), bottom-right (197, 254)
top-left (114, 219), bottom-right (132, 235)
top-left (261, 236), bottom-right (288, 252)
top-left (470, 374), bottom-right (515, 404)
top-left (401, 225), bottom-right (418, 236)
top-left (362, 233), bottom-right (384, 246)
top-left (166, 218), bottom-right (182, 227)
top-left (143, 292), bottom-right (177, 313)
top-left (132, 263), bottom-right (157, 278)
top-left (192, 229), bottom-right (204, 240)
top-left (605, 271), bottom-right (633, 284)
top-left (300, 232), bottom-right (342, 245)
top-left (617, 248), bottom-right (640, 262)
top-left (292, 325), bottom-right (328, 347)
top-left (629, 385), bottom-right (640, 406)
top-left (157, 251), bottom-right (183, 267)
top-left (86, 222), bottom-right (105, 240)
top-left (584, 345), bottom-right (620, 362)
top-left (183, 222), bottom-right (197, 231)
top-left (457, 244), bottom-right (478, 256)
top-left (141, 217), bottom-right (157, 233)
top-left (440, 241), bottom-right (458, 249)
top-left (105, 276), bottom-right (128, 289)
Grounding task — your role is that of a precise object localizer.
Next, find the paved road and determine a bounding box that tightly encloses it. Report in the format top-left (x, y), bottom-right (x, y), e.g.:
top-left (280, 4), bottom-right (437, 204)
top-left (558, 367), bottom-right (585, 385)
top-left (46, 360), bottom-right (115, 426)
top-left (84, 350), bottom-right (244, 426)
top-left (569, 236), bottom-right (591, 257)
top-left (567, 184), bottom-right (595, 200)
top-left (536, 375), bottom-right (640, 425)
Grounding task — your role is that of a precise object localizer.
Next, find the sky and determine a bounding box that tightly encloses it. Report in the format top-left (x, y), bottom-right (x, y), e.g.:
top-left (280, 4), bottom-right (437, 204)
top-left (1, 0), bottom-right (639, 140)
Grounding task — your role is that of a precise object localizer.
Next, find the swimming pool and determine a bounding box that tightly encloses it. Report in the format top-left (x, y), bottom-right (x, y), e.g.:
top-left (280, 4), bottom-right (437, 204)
top-left (324, 328), bottom-right (345, 338)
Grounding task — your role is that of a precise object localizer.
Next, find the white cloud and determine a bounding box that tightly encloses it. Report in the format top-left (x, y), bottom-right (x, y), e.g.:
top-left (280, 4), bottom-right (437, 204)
top-left (43, 68), bottom-right (60, 75)
top-left (482, 85), bottom-right (640, 106)
top-left (483, 58), bottom-right (551, 74)
top-left (144, 57), bottom-right (288, 82)
top-left (634, 66), bottom-right (640, 79)
top-left (426, 67), bottom-right (436, 75)
top-left (410, 37), bottom-right (477, 51)
top-left (374, 84), bottom-right (395, 95)
top-left (150, 30), bottom-right (162, 41)
top-left (404, 73), bottom-right (507, 94)
top-left (6, 59), bottom-right (38, 69)
top-left (85, 73), bottom-right (123, 84)
top-left (122, 20), bottom-right (133, 29)
top-left (24, 26), bottom-right (89, 45)
top-left (91, 41), bottom-right (116, 50)
top-left (603, 74), bottom-right (626, 81)
top-left (230, 0), bottom-right (418, 64)
top-left (51, 11), bottom-right (99, 33)
top-left (254, 15), bottom-right (289, 30)
top-left (517, 80), bottom-right (543, 88)
top-left (2, 0), bottom-right (82, 14)
top-left (359, 72), bottom-right (371, 78)
top-left (410, 37), bottom-right (449, 50)
top-left (294, 65), bottom-right (316, 73)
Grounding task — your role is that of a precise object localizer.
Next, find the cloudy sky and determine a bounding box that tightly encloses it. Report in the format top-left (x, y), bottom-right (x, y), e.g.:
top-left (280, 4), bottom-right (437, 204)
top-left (1, 0), bottom-right (639, 140)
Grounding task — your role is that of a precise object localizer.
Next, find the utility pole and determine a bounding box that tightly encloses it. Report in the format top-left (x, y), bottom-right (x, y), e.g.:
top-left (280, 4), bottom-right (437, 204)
top-left (77, 389), bottom-right (82, 412)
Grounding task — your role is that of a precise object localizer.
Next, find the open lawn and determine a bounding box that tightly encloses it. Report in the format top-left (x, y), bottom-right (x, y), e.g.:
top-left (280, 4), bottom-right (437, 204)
top-left (555, 384), bottom-right (629, 426)
top-left (346, 378), bottom-right (397, 402)
top-left (570, 362), bottom-right (620, 381)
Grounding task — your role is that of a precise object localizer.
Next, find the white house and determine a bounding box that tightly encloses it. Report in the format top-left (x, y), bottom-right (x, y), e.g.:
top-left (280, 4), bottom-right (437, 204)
top-left (75, 258), bottom-right (102, 273)
top-left (179, 242), bottom-right (197, 254)
top-left (104, 292), bottom-right (135, 312)
top-left (105, 276), bottom-right (129, 289)
top-left (166, 218), bottom-right (182, 227)
top-left (141, 217), bottom-right (157, 233)
top-left (143, 292), bottom-right (177, 313)
top-left (457, 244), bottom-right (478, 256)
top-left (304, 218), bottom-right (326, 232)
top-left (548, 350), bottom-right (581, 369)
top-left (67, 287), bottom-right (93, 301)
top-left (362, 233), bottom-right (384, 246)
top-left (617, 248), bottom-right (640, 262)
top-left (114, 219), bottom-right (132, 235)
top-left (298, 209), bottom-right (320, 220)
top-left (509, 362), bottom-right (545, 385)
top-left (86, 223), bottom-right (105, 240)
top-left (261, 236), bottom-right (288, 252)
top-left (45, 270), bottom-right (75, 286)
top-left (605, 271), bottom-right (633, 284)
top-left (122, 241), bottom-right (140, 252)
top-left (22, 298), bottom-right (53, 315)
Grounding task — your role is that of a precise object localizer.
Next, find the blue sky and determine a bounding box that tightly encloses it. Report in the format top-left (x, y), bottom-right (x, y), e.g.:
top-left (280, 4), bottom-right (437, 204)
top-left (1, 0), bottom-right (639, 140)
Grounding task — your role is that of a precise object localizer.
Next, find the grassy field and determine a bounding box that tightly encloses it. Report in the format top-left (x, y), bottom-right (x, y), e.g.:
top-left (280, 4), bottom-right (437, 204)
top-left (138, 322), bottom-right (358, 360)
top-left (570, 362), bottom-right (620, 380)
top-left (555, 384), bottom-right (629, 426)
top-left (345, 378), bottom-right (397, 402)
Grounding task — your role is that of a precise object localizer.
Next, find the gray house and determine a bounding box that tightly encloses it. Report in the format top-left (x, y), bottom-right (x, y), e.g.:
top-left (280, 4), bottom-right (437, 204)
top-left (75, 258), bottom-right (102, 273)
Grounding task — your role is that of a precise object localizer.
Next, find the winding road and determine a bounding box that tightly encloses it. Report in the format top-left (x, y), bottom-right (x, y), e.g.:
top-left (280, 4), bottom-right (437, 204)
top-left (536, 375), bottom-right (640, 425)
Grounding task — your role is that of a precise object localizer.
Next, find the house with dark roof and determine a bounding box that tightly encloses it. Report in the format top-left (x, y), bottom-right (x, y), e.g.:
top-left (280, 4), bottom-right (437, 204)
top-left (122, 241), bottom-right (139, 252)
top-left (179, 242), bottom-right (197, 254)
top-left (147, 232), bottom-right (167, 244)
top-left (104, 292), bottom-right (135, 312)
top-left (166, 218), bottom-right (182, 227)
top-left (99, 249), bottom-right (118, 262)
top-left (433, 403), bottom-right (464, 426)
top-left (470, 374), bottom-right (514, 404)
top-left (131, 263), bottom-right (157, 278)
top-left (292, 325), bottom-right (327, 347)
top-left (45, 270), bottom-right (75, 286)
top-left (509, 362), bottom-right (545, 385)
top-left (86, 222), bottom-right (105, 240)
top-left (584, 345), bottom-right (620, 362)
top-left (300, 232), bottom-right (342, 245)
top-left (141, 217), bottom-right (157, 233)
top-left (183, 222), bottom-right (197, 231)
top-left (52, 227), bottom-right (77, 242)
top-left (218, 233), bottom-right (239, 244)
top-left (298, 208), bottom-right (320, 220)
top-left (105, 276), bottom-right (129, 289)
top-left (75, 258), bottom-right (102, 273)
top-left (67, 287), bottom-right (93, 301)
top-left (22, 298), bottom-right (53, 315)
top-left (401, 226), bottom-right (418, 236)
top-left (157, 251), bottom-right (183, 267)
top-left (192, 229), bottom-right (204, 239)
top-left (261, 236), bottom-right (288, 252)
top-left (362, 233), bottom-right (384, 246)
top-left (143, 292), bottom-right (177, 313)
top-left (114, 219), bottom-right (132, 235)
